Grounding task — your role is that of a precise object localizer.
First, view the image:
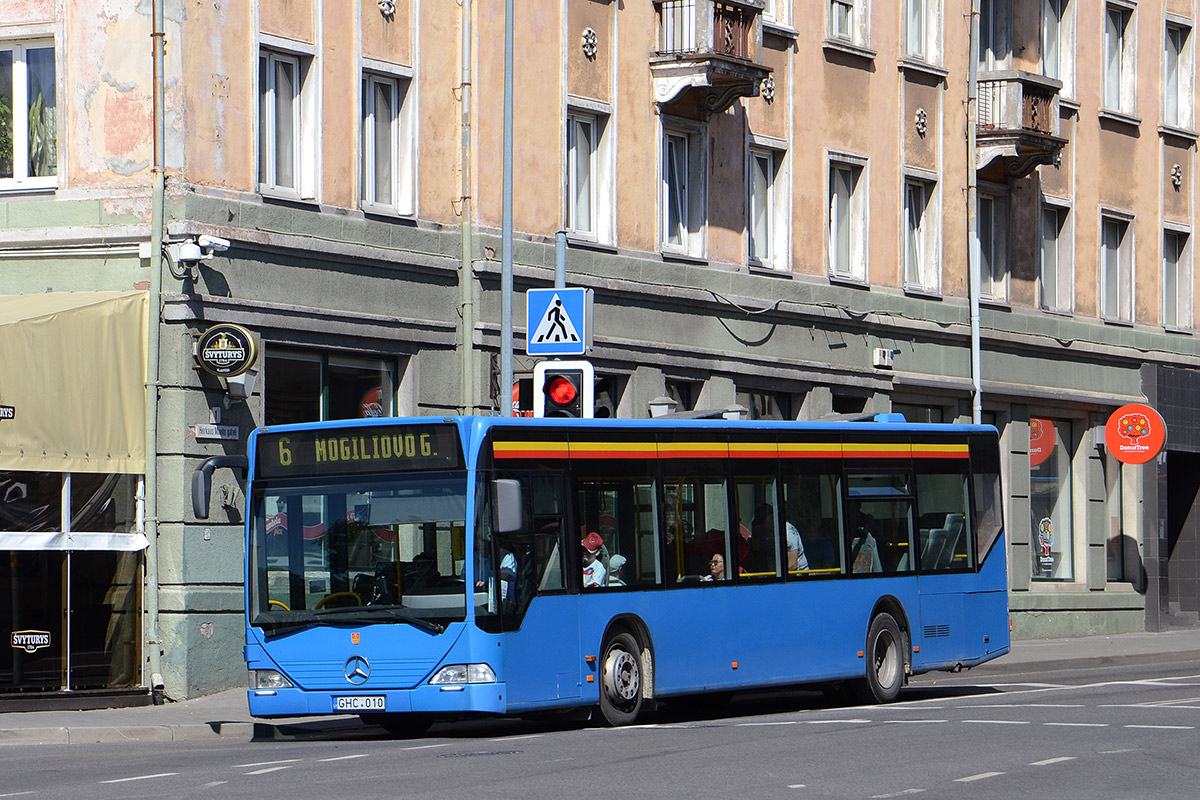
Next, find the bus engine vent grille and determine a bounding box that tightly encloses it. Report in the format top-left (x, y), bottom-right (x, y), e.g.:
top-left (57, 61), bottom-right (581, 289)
top-left (924, 624), bottom-right (951, 638)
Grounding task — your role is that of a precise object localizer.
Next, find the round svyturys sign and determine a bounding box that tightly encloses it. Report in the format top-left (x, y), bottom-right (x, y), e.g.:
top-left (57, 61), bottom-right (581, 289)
top-left (196, 323), bottom-right (258, 377)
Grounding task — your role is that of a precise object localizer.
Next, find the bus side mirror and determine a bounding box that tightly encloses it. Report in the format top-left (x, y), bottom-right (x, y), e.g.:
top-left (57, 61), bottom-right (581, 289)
top-left (192, 455), bottom-right (249, 519)
top-left (492, 479), bottom-right (524, 534)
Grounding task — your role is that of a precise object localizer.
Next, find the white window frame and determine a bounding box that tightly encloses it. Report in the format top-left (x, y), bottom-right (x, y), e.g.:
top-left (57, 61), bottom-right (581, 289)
top-left (361, 66), bottom-right (415, 217)
top-left (904, 0), bottom-right (943, 64)
top-left (1103, 3), bottom-right (1137, 116)
top-left (827, 151), bottom-right (868, 283)
top-left (827, 0), bottom-right (870, 48)
top-left (660, 118), bottom-right (707, 258)
top-left (747, 139), bottom-right (789, 270)
top-left (258, 39), bottom-right (318, 201)
top-left (1040, 201), bottom-right (1074, 314)
top-left (1163, 227), bottom-right (1193, 331)
top-left (1100, 210), bottom-right (1135, 323)
top-left (978, 188), bottom-right (1009, 302)
top-left (566, 99), bottom-right (615, 245)
top-left (1164, 20), bottom-right (1194, 130)
top-left (903, 175), bottom-right (940, 294)
top-left (1042, 0), bottom-right (1076, 98)
top-left (764, 0), bottom-right (791, 26)
top-left (0, 38), bottom-right (58, 192)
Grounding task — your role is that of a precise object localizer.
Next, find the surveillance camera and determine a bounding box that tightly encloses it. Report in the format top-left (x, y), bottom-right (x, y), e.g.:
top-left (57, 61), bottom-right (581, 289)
top-left (176, 240), bottom-right (203, 263)
top-left (198, 235), bottom-right (231, 252)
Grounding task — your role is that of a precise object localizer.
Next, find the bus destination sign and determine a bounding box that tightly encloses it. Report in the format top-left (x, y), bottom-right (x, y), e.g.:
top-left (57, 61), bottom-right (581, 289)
top-left (257, 424), bottom-right (463, 478)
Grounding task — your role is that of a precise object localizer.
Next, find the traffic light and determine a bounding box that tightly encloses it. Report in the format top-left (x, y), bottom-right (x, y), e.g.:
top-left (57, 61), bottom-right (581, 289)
top-left (534, 360), bottom-right (595, 418)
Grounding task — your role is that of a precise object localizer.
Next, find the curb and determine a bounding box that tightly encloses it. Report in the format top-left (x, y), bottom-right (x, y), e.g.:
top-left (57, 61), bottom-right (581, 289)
top-left (946, 648), bottom-right (1200, 679)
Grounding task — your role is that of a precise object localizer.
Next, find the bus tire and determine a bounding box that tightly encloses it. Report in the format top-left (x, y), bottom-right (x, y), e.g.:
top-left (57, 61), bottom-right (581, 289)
top-left (862, 612), bottom-right (904, 703)
top-left (598, 632), bottom-right (644, 726)
top-left (362, 712), bottom-right (433, 738)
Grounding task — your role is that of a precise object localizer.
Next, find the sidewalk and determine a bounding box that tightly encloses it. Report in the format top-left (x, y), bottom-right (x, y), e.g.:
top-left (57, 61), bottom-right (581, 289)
top-left (3, 629), bottom-right (1199, 745)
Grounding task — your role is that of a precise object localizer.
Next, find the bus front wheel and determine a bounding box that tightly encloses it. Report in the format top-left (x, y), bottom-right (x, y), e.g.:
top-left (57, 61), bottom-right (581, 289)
top-left (862, 612), bottom-right (904, 703)
top-left (598, 632), bottom-right (643, 726)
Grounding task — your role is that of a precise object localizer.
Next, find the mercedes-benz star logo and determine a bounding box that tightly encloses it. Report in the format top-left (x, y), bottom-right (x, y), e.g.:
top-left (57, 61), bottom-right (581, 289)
top-left (344, 655), bottom-right (370, 685)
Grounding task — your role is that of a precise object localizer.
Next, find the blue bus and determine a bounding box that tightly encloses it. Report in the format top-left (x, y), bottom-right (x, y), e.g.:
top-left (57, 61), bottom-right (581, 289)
top-left (193, 414), bottom-right (1008, 734)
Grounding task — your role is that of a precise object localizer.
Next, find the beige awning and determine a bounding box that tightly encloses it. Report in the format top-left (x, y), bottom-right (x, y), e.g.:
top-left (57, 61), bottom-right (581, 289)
top-left (0, 291), bottom-right (148, 474)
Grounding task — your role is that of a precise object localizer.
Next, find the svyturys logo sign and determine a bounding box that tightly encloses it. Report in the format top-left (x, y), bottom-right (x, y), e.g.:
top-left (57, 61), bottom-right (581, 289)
top-left (0, 404), bottom-right (13, 421)
top-left (196, 323), bottom-right (258, 377)
top-left (10, 630), bottom-right (51, 653)
top-left (1105, 403), bottom-right (1167, 465)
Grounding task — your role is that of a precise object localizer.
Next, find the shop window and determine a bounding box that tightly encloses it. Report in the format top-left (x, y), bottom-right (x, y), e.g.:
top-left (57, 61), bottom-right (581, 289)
top-left (265, 351), bottom-right (397, 426)
top-left (1030, 417), bottom-right (1074, 581)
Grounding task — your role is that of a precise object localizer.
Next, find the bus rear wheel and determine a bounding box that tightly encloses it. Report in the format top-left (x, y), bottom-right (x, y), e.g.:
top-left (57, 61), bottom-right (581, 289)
top-left (598, 632), bottom-right (643, 726)
top-left (861, 612), bottom-right (904, 703)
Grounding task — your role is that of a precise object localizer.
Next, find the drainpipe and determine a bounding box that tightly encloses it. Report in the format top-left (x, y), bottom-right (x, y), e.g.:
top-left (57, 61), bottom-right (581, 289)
top-left (460, 0), bottom-right (476, 415)
top-left (967, 0), bottom-right (982, 425)
top-left (146, 0), bottom-right (166, 702)
top-left (500, 0), bottom-right (514, 417)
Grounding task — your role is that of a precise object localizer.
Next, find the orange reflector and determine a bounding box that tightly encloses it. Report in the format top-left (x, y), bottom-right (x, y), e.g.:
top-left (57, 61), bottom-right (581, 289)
top-left (731, 661), bottom-right (738, 670)
top-left (586, 674), bottom-right (594, 683)
top-left (857, 650), bottom-right (865, 658)
top-left (585, 655), bottom-right (597, 663)
top-left (913, 645), bottom-right (920, 653)
top-left (547, 376), bottom-right (578, 405)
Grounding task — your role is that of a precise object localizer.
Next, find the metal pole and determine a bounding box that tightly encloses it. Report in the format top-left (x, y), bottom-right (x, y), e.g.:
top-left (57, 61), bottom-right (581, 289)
top-left (967, 0), bottom-right (982, 425)
top-left (460, 0), bottom-right (476, 415)
top-left (62, 473), bottom-right (71, 692)
top-left (555, 230), bottom-right (566, 289)
top-left (500, 0), bottom-right (514, 416)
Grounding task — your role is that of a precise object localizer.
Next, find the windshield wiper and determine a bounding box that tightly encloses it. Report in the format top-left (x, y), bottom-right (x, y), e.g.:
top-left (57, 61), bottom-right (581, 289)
top-left (313, 605), bottom-right (446, 634)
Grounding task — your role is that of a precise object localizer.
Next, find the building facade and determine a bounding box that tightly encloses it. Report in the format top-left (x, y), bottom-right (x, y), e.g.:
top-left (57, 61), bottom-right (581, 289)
top-left (2, 0), bottom-right (1200, 700)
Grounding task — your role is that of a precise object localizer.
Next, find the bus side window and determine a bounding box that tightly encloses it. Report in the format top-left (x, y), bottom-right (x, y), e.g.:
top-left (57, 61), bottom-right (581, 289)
top-left (661, 474), bottom-right (729, 582)
top-left (847, 473), bottom-right (915, 575)
top-left (781, 466), bottom-right (845, 577)
top-left (915, 459), bottom-right (973, 572)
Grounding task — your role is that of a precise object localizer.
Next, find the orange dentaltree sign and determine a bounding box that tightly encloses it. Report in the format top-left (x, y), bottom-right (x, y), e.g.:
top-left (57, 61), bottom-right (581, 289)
top-left (1105, 403), bottom-right (1167, 465)
top-left (1029, 417), bottom-right (1056, 467)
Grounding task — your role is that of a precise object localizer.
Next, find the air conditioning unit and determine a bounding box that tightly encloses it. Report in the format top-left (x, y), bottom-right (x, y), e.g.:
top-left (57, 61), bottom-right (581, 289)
top-left (872, 348), bottom-right (894, 369)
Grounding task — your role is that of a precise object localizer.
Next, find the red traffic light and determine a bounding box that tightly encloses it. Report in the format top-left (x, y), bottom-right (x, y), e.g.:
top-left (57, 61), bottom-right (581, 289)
top-left (546, 376), bottom-right (578, 406)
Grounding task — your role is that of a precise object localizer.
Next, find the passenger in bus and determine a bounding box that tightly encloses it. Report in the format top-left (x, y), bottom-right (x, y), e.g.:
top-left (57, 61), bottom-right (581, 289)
top-left (850, 518), bottom-right (883, 573)
top-left (701, 553), bottom-right (726, 581)
top-left (607, 554), bottom-right (627, 587)
top-left (476, 541), bottom-right (517, 606)
top-left (582, 531), bottom-right (607, 588)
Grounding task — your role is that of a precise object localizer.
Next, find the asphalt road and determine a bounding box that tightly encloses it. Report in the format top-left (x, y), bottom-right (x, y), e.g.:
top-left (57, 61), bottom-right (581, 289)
top-left (4, 660), bottom-right (1199, 800)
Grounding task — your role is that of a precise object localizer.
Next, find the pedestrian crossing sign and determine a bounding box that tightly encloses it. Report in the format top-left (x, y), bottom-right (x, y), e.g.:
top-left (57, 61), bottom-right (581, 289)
top-left (525, 287), bottom-right (592, 356)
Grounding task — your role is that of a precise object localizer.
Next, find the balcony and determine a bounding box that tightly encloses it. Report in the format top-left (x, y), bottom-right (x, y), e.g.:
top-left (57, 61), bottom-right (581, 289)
top-left (651, 0), bottom-right (772, 114)
top-left (976, 70), bottom-right (1067, 181)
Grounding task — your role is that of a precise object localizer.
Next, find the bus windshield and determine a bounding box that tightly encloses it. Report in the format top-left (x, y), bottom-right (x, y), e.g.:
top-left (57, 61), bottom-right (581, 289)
top-left (248, 471), bottom-right (468, 637)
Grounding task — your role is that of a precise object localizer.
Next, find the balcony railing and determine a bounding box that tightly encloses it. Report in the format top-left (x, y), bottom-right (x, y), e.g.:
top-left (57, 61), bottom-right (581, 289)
top-left (656, 0), bottom-right (760, 61)
top-left (977, 73), bottom-right (1060, 136)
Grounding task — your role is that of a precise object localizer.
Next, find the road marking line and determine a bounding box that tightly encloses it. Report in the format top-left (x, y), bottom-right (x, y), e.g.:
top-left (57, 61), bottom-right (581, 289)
top-left (972, 703), bottom-right (1084, 708)
top-left (805, 719), bottom-right (872, 724)
top-left (319, 754), bottom-right (370, 762)
top-left (100, 773), bottom-right (180, 784)
top-left (956, 772), bottom-right (1004, 782)
top-left (0, 792), bottom-right (36, 797)
top-left (1125, 724), bottom-right (1195, 730)
top-left (1100, 748), bottom-right (1138, 754)
top-left (202, 781), bottom-right (228, 788)
top-left (235, 758), bottom-right (302, 768)
top-left (738, 721), bottom-right (799, 727)
top-left (1044, 722), bottom-right (1108, 727)
top-left (964, 719), bottom-right (1030, 724)
top-left (400, 743), bottom-right (450, 751)
top-left (1031, 757), bottom-right (1076, 766)
top-left (490, 734), bottom-right (544, 741)
top-left (871, 790), bottom-right (925, 798)
top-left (787, 784), bottom-right (806, 789)
top-left (244, 766), bottom-right (292, 775)
top-left (883, 719), bottom-right (948, 724)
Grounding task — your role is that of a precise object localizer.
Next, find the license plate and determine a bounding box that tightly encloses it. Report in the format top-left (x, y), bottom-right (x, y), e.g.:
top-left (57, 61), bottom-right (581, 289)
top-left (334, 695), bottom-right (386, 712)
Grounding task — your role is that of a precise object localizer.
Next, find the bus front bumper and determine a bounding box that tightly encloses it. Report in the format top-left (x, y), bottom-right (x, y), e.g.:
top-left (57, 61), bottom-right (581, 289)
top-left (247, 682), bottom-right (509, 719)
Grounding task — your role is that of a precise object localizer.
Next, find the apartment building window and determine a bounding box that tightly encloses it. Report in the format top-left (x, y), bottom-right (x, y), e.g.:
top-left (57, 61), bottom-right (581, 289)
top-left (1040, 203), bottom-right (1073, 312)
top-left (0, 40), bottom-right (57, 189)
top-left (903, 177), bottom-right (939, 293)
top-left (828, 154), bottom-right (867, 282)
top-left (978, 191), bottom-right (1009, 302)
top-left (1042, 0), bottom-right (1075, 97)
top-left (1103, 4), bottom-right (1136, 115)
top-left (1164, 23), bottom-right (1194, 129)
top-left (567, 104), bottom-right (614, 244)
top-left (764, 0), bottom-right (790, 26)
top-left (748, 144), bottom-right (787, 269)
top-left (978, 0), bottom-right (1010, 71)
top-left (259, 45), bottom-right (316, 200)
top-left (361, 72), bottom-right (414, 216)
top-left (827, 0), bottom-right (870, 48)
top-left (1100, 213), bottom-right (1134, 323)
top-left (904, 0), bottom-right (941, 63)
top-left (1163, 229), bottom-right (1193, 330)
top-left (661, 120), bottom-right (706, 258)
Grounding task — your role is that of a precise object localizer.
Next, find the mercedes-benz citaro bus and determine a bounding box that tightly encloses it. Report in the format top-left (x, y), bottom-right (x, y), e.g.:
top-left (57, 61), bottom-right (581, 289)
top-left (192, 414), bottom-right (1008, 736)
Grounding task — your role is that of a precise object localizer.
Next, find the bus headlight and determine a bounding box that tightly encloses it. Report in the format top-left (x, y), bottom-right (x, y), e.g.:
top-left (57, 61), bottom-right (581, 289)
top-left (249, 669), bottom-right (294, 690)
top-left (429, 663), bottom-right (496, 685)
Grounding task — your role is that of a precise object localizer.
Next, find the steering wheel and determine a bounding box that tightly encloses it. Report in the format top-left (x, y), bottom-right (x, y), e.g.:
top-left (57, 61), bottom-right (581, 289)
top-left (268, 599), bottom-right (290, 611)
top-left (315, 591), bottom-right (362, 610)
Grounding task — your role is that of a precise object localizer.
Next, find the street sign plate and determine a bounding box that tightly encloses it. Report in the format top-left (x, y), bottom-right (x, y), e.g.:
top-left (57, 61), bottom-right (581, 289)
top-left (526, 288), bottom-right (592, 356)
